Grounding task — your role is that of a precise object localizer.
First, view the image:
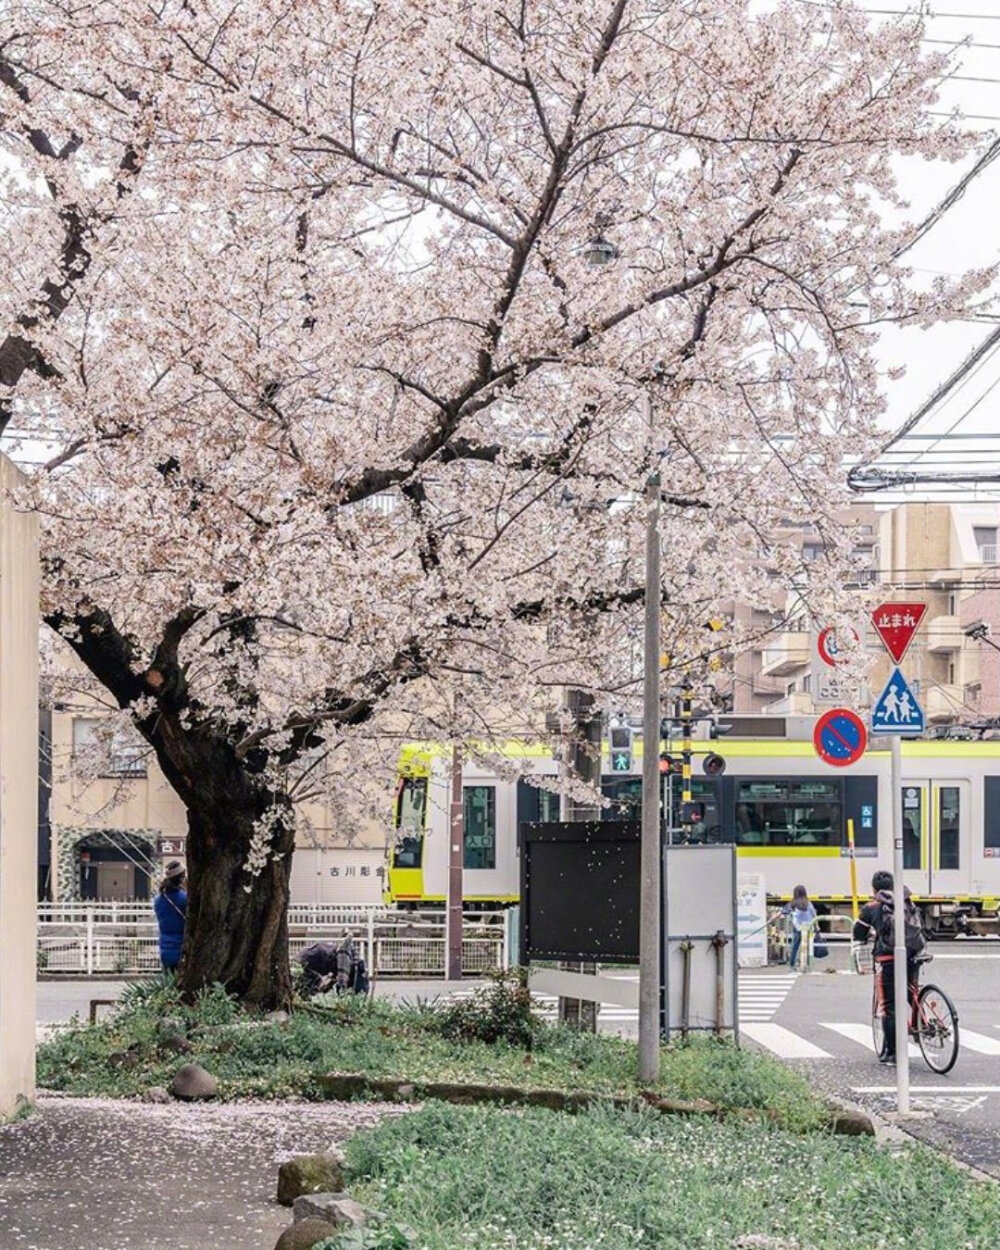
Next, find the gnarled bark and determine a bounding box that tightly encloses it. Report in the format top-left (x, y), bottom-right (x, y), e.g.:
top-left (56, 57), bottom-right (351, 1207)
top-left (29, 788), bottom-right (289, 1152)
top-left (179, 790), bottom-right (295, 1010)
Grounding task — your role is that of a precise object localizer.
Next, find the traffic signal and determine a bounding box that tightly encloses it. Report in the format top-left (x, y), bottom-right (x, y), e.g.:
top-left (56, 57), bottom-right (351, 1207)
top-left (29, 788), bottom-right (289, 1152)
top-left (609, 725), bottom-right (632, 773)
top-left (703, 752), bottom-right (726, 777)
top-left (681, 801), bottom-right (705, 824)
top-left (659, 753), bottom-right (682, 775)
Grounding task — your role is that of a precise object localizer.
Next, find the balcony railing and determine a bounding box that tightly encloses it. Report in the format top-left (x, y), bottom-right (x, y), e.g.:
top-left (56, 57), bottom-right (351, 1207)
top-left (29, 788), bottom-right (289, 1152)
top-left (978, 543), bottom-right (997, 564)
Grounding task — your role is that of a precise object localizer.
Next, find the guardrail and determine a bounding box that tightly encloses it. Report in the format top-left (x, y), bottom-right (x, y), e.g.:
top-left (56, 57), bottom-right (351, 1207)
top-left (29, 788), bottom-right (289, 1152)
top-left (37, 905), bottom-right (511, 977)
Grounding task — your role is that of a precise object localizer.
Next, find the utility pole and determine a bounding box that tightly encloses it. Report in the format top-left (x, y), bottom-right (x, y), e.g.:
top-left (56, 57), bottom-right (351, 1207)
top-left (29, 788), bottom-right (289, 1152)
top-left (890, 735), bottom-right (909, 1113)
top-left (638, 390), bottom-right (661, 1083)
top-left (446, 744), bottom-right (464, 982)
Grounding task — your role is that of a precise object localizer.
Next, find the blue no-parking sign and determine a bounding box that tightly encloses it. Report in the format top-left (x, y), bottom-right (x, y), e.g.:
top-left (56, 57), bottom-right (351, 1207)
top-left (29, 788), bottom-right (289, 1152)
top-left (813, 707), bottom-right (867, 767)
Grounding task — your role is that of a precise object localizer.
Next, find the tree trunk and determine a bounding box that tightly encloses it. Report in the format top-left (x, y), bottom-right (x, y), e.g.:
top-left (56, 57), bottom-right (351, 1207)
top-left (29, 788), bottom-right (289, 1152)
top-left (177, 790), bottom-right (296, 1011)
top-left (46, 606), bottom-right (302, 1010)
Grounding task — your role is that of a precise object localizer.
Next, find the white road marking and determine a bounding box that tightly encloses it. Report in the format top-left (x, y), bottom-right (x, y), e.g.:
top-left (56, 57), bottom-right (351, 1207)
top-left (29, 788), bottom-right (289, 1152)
top-left (852, 1085), bottom-right (1000, 1094)
top-left (740, 1023), bottom-right (831, 1059)
top-left (911, 1095), bottom-right (987, 1114)
top-left (923, 953), bottom-right (1000, 960)
top-left (820, 1022), bottom-right (920, 1057)
top-left (957, 1028), bottom-right (1000, 1055)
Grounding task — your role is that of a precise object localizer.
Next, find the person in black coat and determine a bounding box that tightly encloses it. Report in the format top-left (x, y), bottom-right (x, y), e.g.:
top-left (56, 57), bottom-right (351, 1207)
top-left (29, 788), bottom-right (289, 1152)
top-left (852, 870), bottom-right (922, 1063)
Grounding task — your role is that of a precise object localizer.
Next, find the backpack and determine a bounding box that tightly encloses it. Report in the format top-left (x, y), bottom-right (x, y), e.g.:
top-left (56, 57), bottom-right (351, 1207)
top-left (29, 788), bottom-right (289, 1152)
top-left (876, 896), bottom-right (925, 958)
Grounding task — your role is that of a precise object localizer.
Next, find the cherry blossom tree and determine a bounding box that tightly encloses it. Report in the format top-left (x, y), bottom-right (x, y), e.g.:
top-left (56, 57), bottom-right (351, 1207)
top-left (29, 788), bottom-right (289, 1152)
top-left (0, 0), bottom-right (989, 1007)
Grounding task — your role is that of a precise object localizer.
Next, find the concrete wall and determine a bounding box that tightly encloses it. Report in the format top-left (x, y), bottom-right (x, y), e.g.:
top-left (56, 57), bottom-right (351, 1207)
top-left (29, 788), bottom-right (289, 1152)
top-left (0, 456), bottom-right (39, 1118)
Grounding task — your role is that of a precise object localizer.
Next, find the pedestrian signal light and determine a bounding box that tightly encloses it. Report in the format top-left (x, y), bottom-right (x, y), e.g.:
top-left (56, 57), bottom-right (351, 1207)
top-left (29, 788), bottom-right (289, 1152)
top-left (610, 725), bottom-right (632, 773)
top-left (703, 752), bottom-right (726, 776)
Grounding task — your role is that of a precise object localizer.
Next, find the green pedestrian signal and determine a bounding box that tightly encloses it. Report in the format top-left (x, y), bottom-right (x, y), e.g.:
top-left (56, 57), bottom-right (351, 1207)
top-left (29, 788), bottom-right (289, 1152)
top-left (609, 724), bottom-right (633, 774)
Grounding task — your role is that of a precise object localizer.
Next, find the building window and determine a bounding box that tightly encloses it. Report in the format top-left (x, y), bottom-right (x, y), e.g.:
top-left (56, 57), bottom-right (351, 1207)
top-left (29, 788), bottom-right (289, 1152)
top-left (72, 717), bottom-right (147, 777)
top-left (974, 526), bottom-right (997, 564)
top-left (735, 779), bottom-right (841, 847)
top-left (802, 543), bottom-right (825, 562)
top-left (463, 785), bottom-right (496, 869)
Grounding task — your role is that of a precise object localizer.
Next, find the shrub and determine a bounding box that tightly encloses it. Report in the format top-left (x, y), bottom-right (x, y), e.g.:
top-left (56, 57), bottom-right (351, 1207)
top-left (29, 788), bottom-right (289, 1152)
top-left (430, 967), bottom-right (539, 1047)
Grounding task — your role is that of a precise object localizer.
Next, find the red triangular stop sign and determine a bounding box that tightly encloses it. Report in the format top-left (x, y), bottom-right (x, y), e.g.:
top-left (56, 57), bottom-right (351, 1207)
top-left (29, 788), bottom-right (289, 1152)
top-left (870, 601), bottom-right (927, 664)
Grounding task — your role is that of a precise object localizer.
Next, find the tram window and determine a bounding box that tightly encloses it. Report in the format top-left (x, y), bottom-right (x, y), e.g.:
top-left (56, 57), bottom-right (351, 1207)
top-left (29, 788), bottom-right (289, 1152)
top-left (735, 780), bottom-right (840, 847)
top-left (516, 781), bottom-right (560, 850)
top-left (601, 776), bottom-right (643, 820)
top-left (538, 789), bottom-right (561, 821)
top-left (464, 785), bottom-right (496, 870)
top-left (681, 779), bottom-right (725, 844)
top-left (985, 778), bottom-right (1000, 853)
top-left (939, 786), bottom-right (960, 870)
top-left (902, 787), bottom-right (922, 870)
top-left (393, 777), bottom-right (427, 868)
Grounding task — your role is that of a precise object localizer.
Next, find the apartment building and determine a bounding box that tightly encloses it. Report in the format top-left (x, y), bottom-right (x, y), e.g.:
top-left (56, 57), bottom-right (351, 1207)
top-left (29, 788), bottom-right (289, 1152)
top-left (725, 505), bottom-right (879, 714)
top-left (45, 695), bottom-right (388, 904)
top-left (727, 502), bottom-right (1000, 726)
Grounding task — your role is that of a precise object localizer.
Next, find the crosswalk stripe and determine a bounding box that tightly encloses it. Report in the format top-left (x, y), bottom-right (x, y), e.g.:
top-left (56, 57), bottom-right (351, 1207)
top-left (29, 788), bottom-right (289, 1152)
top-left (954, 1028), bottom-right (1000, 1055)
top-left (820, 1022), bottom-right (920, 1058)
top-left (740, 1023), bottom-right (831, 1059)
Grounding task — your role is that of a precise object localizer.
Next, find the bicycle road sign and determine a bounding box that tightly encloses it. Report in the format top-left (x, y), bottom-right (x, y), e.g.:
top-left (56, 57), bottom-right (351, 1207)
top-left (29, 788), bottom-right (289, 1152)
top-left (871, 667), bottom-right (924, 735)
top-left (813, 707), bottom-right (867, 767)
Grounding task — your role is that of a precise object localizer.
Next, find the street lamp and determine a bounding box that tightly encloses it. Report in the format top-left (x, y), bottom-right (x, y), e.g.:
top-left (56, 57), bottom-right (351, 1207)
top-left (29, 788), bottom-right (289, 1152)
top-left (583, 234), bottom-right (619, 266)
top-left (580, 223), bottom-right (660, 1079)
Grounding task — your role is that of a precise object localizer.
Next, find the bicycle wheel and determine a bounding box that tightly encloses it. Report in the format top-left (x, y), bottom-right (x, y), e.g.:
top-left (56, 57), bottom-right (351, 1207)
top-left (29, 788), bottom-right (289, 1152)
top-left (916, 984), bottom-right (959, 1074)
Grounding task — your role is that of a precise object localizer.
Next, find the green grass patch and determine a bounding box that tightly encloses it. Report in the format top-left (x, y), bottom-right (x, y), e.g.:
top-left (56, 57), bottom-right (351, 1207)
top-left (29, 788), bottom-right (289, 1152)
top-left (37, 978), bottom-right (824, 1131)
top-left (341, 1100), bottom-right (1000, 1250)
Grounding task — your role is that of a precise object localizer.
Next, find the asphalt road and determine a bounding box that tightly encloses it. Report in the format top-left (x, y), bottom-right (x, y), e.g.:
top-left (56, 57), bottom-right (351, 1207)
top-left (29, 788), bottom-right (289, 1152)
top-left (746, 944), bottom-right (1000, 1178)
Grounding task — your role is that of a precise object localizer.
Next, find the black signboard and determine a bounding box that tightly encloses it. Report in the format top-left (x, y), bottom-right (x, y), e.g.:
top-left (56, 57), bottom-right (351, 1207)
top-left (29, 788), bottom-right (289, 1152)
top-left (519, 820), bottom-right (640, 963)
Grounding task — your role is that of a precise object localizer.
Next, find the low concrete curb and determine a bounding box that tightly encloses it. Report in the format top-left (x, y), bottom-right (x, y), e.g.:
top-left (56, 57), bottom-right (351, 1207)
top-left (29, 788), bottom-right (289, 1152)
top-left (317, 1071), bottom-right (870, 1134)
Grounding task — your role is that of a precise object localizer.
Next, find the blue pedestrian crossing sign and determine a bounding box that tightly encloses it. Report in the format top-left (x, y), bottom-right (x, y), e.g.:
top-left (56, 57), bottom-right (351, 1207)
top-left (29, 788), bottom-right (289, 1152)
top-left (871, 667), bottom-right (924, 735)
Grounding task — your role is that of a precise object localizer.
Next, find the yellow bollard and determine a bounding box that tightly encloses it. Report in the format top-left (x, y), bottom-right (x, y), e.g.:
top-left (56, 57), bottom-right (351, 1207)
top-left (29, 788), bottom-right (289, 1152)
top-left (847, 818), bottom-right (859, 921)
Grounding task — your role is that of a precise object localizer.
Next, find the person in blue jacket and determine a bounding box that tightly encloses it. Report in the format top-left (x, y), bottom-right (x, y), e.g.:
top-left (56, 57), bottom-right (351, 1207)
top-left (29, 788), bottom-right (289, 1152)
top-left (153, 860), bottom-right (188, 973)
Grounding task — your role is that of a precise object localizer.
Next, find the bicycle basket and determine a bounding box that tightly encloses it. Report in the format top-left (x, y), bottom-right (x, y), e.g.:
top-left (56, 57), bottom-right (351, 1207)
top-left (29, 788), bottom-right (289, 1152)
top-left (852, 945), bottom-right (873, 976)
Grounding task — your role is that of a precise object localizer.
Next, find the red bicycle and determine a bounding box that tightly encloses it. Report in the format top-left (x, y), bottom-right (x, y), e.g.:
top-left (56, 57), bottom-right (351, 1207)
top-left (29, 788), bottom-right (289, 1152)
top-left (860, 948), bottom-right (959, 1074)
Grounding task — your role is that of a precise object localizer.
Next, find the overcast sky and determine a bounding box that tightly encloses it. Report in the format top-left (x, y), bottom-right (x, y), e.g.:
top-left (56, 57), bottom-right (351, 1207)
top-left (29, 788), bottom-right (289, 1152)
top-left (845, 2), bottom-right (1000, 499)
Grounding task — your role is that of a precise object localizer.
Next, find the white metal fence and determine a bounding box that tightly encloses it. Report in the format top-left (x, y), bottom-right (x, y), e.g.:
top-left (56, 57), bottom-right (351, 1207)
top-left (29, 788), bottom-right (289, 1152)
top-left (37, 903), bottom-right (510, 977)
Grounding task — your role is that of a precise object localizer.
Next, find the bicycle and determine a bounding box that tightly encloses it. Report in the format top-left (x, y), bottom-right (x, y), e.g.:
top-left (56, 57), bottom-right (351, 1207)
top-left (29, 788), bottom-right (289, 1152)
top-left (856, 946), bottom-right (960, 1073)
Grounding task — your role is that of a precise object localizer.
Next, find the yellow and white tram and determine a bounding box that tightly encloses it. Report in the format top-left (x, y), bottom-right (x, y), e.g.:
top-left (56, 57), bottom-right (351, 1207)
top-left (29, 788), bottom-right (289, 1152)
top-left (385, 738), bottom-right (1000, 933)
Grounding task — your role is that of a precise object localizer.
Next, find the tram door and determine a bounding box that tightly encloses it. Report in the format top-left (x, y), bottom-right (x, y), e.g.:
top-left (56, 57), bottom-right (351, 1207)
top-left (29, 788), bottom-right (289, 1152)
top-left (900, 780), bottom-right (970, 897)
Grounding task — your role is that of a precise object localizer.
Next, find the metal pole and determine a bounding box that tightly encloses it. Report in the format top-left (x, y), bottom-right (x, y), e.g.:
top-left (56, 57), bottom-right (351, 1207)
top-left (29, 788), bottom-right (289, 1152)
top-left (890, 735), bottom-right (910, 1114)
top-left (639, 391), bottom-right (661, 1084)
top-left (446, 744), bottom-right (463, 982)
top-left (680, 681), bottom-right (693, 836)
top-left (847, 818), bottom-right (859, 921)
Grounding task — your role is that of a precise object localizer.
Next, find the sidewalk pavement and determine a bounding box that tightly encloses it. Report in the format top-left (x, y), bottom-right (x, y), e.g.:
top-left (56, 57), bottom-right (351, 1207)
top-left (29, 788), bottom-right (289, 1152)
top-left (0, 1097), bottom-right (408, 1250)
top-left (36, 978), bottom-right (479, 1030)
